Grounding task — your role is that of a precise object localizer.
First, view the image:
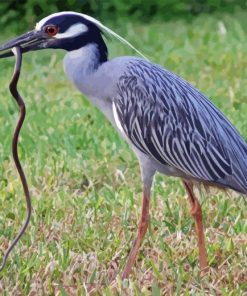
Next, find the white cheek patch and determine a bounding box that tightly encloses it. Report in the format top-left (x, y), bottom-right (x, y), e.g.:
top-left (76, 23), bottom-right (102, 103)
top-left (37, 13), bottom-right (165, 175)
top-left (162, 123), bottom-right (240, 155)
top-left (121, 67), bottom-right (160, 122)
top-left (56, 23), bottom-right (88, 39)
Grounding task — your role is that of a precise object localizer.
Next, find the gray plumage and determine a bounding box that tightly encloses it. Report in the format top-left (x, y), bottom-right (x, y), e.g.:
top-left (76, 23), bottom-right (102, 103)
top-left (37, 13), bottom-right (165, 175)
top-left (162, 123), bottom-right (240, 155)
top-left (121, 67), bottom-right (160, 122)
top-left (114, 59), bottom-right (247, 194)
top-left (64, 46), bottom-right (247, 195)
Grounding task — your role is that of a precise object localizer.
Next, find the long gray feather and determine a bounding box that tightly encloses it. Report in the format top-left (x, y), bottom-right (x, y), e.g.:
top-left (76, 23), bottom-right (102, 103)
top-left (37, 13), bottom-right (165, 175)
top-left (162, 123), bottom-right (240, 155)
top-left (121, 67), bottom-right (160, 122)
top-left (114, 59), bottom-right (247, 194)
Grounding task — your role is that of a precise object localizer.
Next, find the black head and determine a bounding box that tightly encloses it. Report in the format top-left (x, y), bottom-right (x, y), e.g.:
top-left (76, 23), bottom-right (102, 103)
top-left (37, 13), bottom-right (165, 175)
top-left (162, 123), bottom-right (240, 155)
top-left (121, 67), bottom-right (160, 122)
top-left (0, 12), bottom-right (108, 63)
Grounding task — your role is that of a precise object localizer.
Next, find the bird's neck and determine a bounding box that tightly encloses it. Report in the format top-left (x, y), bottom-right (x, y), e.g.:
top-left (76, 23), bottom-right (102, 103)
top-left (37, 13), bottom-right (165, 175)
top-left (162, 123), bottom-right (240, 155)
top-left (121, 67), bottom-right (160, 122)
top-left (63, 43), bottom-right (107, 82)
top-left (63, 43), bottom-right (115, 122)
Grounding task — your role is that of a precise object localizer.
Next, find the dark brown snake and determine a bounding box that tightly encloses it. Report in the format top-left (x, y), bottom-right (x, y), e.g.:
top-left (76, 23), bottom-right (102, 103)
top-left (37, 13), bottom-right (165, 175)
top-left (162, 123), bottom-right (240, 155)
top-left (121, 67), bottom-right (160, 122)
top-left (0, 46), bottom-right (32, 271)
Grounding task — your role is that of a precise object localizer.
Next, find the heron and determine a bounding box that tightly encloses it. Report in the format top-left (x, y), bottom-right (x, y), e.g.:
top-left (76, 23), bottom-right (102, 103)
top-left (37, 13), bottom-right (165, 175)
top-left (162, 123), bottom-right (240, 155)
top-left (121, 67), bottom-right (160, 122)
top-left (0, 12), bottom-right (246, 279)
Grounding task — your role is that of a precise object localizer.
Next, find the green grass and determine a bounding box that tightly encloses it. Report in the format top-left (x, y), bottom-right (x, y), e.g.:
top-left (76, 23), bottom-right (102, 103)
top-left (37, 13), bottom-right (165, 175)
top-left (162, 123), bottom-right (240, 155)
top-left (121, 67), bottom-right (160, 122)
top-left (0, 12), bottom-right (247, 295)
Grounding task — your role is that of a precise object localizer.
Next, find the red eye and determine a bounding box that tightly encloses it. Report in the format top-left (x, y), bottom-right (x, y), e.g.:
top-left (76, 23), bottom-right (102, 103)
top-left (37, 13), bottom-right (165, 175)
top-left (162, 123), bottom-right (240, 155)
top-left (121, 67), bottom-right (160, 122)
top-left (45, 25), bottom-right (58, 36)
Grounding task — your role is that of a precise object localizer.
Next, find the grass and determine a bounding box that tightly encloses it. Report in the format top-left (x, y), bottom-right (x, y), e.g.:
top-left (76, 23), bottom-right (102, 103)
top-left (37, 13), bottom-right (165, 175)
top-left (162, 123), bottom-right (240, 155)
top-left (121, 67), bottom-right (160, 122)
top-left (0, 11), bottom-right (247, 295)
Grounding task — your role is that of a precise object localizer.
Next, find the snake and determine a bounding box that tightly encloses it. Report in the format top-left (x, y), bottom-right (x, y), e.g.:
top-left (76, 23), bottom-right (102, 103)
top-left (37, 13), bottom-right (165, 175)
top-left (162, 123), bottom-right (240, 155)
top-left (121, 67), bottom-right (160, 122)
top-left (0, 47), bottom-right (32, 271)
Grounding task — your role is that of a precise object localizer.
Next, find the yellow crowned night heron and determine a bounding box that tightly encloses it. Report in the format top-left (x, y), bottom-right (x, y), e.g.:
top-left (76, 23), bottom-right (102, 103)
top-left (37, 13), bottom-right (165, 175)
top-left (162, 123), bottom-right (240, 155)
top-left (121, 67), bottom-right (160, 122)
top-left (0, 12), bottom-right (246, 279)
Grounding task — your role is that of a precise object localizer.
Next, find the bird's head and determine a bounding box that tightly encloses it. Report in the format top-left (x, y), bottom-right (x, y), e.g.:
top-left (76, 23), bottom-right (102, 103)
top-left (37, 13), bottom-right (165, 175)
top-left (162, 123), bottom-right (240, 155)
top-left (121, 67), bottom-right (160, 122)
top-left (0, 11), bottom-right (146, 61)
top-left (0, 12), bottom-right (109, 61)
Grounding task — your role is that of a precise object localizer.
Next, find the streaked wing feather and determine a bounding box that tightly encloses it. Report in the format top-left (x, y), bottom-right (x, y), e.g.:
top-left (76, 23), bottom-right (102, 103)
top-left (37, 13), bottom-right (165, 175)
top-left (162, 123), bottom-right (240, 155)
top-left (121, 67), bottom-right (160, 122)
top-left (114, 59), bottom-right (247, 194)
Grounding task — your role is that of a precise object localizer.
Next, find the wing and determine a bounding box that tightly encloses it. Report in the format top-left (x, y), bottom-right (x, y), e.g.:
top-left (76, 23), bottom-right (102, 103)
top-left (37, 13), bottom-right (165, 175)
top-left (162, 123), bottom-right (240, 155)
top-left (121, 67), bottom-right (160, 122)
top-left (114, 59), bottom-right (247, 194)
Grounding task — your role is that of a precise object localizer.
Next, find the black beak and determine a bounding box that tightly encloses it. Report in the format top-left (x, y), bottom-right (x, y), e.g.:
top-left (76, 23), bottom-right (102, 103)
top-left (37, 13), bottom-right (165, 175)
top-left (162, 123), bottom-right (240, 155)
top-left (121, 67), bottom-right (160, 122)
top-left (0, 30), bottom-right (47, 58)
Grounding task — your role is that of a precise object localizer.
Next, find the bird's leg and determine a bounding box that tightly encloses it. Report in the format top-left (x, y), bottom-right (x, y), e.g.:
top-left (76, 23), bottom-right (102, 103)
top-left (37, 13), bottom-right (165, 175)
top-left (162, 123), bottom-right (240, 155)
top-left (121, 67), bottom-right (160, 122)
top-left (122, 184), bottom-right (151, 279)
top-left (182, 180), bottom-right (208, 273)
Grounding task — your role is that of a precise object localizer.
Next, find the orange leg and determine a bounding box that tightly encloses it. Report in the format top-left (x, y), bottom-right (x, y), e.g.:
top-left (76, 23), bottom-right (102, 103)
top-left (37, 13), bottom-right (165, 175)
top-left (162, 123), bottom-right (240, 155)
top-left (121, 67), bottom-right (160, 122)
top-left (122, 186), bottom-right (150, 279)
top-left (183, 180), bottom-right (208, 273)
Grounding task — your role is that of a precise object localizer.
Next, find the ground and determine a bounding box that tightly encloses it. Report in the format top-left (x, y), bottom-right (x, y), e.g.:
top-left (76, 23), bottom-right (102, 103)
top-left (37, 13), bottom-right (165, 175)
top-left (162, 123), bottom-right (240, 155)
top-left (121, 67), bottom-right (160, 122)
top-left (0, 11), bottom-right (246, 295)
